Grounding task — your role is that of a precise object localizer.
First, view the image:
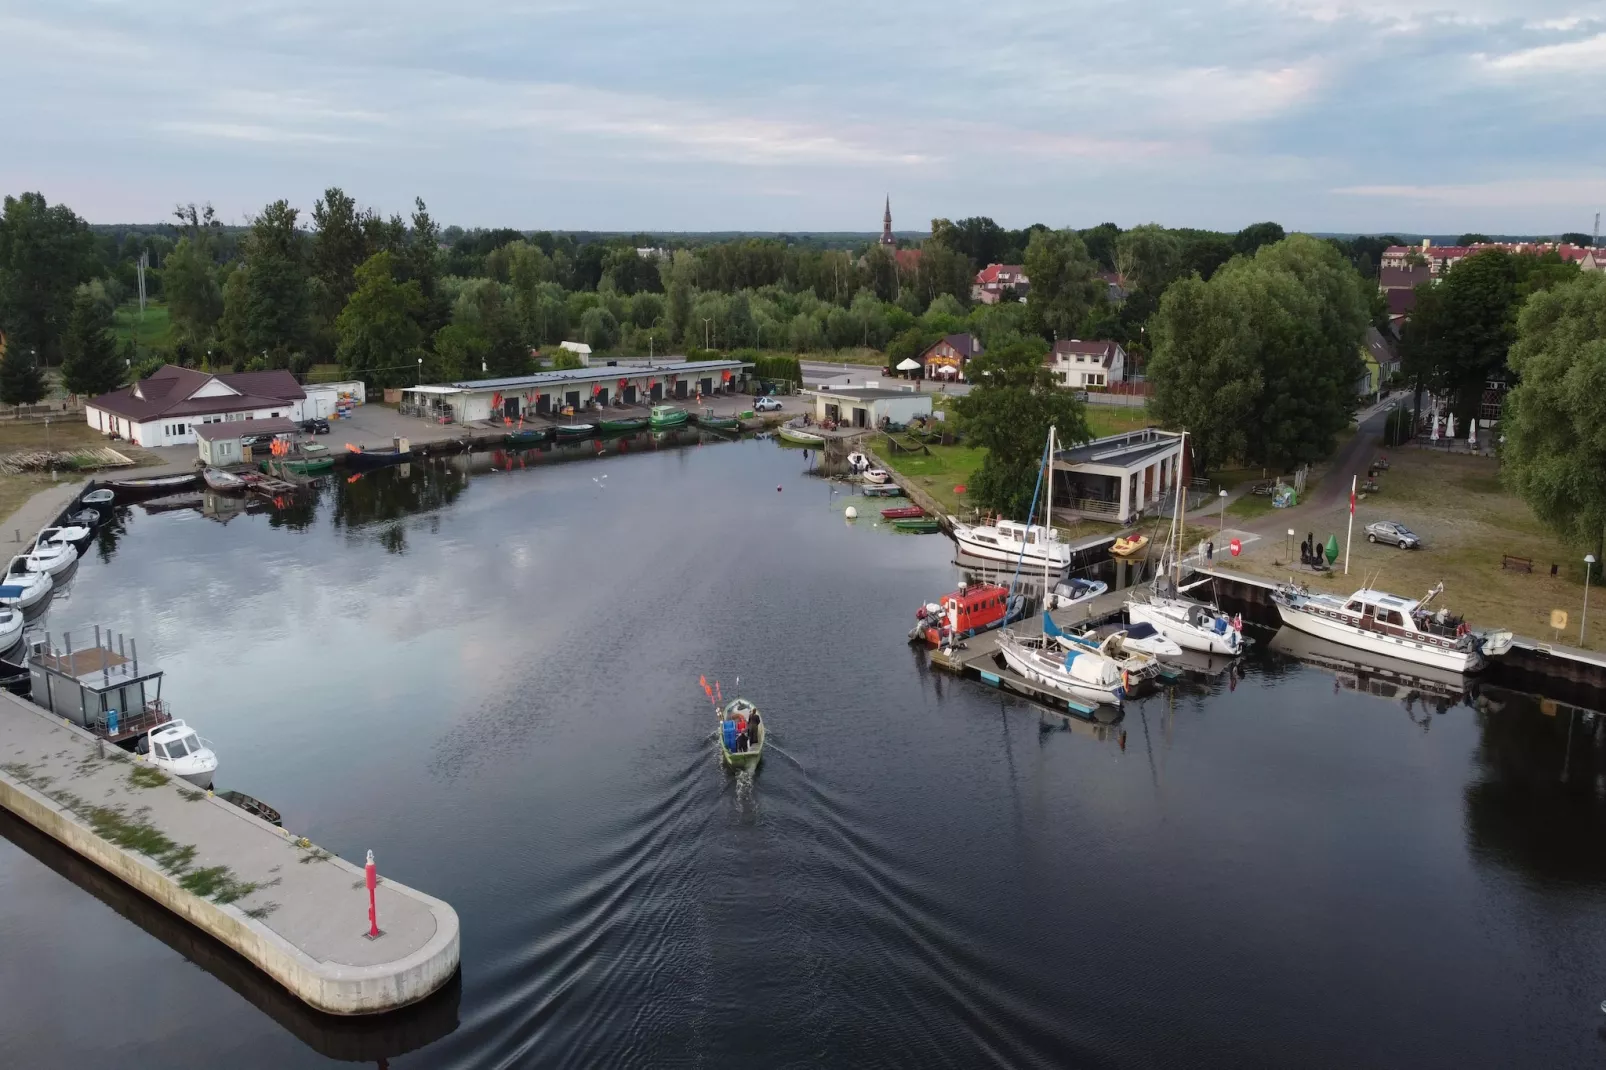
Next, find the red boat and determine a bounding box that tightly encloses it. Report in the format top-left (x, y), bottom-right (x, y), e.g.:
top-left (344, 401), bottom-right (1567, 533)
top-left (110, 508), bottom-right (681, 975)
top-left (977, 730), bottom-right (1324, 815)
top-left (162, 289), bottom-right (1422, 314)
top-left (881, 505), bottom-right (926, 520)
top-left (908, 583), bottom-right (1020, 646)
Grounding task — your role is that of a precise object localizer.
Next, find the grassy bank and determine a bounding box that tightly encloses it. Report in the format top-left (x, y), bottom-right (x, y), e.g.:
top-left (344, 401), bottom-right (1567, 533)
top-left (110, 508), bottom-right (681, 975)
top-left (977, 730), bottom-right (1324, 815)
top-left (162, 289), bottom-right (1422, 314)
top-left (0, 420), bottom-right (161, 524)
top-left (113, 301), bottom-right (174, 352)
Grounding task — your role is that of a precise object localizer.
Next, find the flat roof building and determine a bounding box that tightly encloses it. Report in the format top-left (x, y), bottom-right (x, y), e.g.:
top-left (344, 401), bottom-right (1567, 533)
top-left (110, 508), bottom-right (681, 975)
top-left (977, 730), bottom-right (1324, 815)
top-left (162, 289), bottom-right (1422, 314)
top-left (193, 416), bottom-right (300, 466)
top-left (805, 384), bottom-right (932, 429)
top-left (399, 360), bottom-right (753, 424)
top-left (1053, 427), bottom-right (1186, 525)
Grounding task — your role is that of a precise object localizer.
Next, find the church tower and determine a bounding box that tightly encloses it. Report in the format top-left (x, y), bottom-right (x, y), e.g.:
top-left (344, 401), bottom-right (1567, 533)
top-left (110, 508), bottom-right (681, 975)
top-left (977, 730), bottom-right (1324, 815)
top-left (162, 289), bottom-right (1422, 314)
top-left (880, 196), bottom-right (895, 247)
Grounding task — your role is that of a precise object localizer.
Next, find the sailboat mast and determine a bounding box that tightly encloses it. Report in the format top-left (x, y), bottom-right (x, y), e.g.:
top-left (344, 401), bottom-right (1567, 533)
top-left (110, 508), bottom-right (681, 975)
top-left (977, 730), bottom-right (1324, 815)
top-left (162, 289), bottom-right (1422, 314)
top-left (1043, 425), bottom-right (1055, 596)
top-left (1174, 430), bottom-right (1188, 583)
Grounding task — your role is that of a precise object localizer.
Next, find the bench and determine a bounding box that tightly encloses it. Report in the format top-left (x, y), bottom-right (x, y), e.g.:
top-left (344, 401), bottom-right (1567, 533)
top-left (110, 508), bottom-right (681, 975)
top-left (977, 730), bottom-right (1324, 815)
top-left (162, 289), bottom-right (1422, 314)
top-left (1501, 555), bottom-right (1534, 573)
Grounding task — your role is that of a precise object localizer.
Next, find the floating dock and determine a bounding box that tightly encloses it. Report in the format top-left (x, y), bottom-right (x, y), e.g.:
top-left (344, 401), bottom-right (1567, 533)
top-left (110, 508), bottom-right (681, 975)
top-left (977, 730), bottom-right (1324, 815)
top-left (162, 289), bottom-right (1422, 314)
top-left (0, 692), bottom-right (459, 1016)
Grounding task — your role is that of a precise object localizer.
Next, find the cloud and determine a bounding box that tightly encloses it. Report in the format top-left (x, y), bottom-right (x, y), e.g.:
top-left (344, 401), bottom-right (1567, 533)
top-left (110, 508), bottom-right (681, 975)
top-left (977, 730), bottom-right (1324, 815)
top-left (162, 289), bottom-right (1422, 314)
top-left (1332, 177), bottom-right (1606, 207)
top-left (1481, 30), bottom-right (1606, 71)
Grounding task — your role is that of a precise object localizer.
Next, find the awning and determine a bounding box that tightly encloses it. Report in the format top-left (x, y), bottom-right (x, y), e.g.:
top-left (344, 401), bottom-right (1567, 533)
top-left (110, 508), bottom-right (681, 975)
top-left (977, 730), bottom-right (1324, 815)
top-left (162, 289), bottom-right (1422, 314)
top-left (896, 358), bottom-right (921, 371)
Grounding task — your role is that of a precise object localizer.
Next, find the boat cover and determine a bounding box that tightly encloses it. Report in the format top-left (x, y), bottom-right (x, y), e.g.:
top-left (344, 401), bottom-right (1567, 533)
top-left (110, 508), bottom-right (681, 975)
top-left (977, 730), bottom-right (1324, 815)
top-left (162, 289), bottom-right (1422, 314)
top-left (0, 586), bottom-right (21, 599)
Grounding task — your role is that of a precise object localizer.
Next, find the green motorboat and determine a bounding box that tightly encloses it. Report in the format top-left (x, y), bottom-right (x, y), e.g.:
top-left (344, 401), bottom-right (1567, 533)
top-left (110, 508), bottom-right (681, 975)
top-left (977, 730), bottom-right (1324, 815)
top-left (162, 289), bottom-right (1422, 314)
top-left (717, 697), bottom-right (766, 772)
top-left (271, 444), bottom-right (334, 474)
top-left (650, 405), bottom-right (689, 429)
top-left (505, 427), bottom-right (551, 446)
top-left (892, 517), bottom-right (941, 534)
top-left (599, 416), bottom-right (649, 433)
top-left (554, 422), bottom-right (596, 440)
top-left (695, 408), bottom-right (740, 431)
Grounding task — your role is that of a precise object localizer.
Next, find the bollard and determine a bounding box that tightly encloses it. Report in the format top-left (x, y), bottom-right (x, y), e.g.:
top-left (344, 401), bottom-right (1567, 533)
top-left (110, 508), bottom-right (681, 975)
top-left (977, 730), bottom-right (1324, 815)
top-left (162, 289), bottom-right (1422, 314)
top-left (364, 849), bottom-right (383, 939)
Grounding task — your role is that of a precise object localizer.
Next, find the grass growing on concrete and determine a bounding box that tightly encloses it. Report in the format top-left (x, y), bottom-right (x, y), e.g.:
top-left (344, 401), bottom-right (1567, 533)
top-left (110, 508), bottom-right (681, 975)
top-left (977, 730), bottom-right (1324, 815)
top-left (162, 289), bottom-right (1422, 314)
top-left (128, 764), bottom-right (170, 789)
top-left (180, 865), bottom-right (260, 904)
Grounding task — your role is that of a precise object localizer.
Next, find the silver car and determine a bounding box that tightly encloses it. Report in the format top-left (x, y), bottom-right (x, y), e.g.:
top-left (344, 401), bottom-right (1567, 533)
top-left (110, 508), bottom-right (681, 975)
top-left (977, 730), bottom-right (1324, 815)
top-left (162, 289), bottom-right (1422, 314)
top-left (1366, 520), bottom-right (1420, 548)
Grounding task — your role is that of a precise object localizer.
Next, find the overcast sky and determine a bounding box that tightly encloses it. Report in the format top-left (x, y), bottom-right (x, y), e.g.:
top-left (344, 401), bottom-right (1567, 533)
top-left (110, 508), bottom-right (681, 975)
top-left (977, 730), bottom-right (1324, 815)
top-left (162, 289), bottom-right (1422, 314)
top-left (3, 1), bottom-right (1604, 234)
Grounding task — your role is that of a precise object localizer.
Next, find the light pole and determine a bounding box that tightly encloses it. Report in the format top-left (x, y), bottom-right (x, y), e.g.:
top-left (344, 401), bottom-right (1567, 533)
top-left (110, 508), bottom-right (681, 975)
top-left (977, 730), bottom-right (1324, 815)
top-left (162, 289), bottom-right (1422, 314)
top-left (702, 318), bottom-right (712, 350)
top-left (1218, 488), bottom-right (1228, 537)
top-left (417, 357), bottom-right (423, 385)
top-left (1582, 554), bottom-right (1596, 646)
top-left (1288, 527), bottom-right (1295, 562)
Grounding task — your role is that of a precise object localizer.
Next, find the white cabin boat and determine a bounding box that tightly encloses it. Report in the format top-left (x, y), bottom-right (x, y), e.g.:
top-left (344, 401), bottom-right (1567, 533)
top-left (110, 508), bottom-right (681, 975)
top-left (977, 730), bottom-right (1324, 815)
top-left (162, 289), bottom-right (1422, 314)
top-left (1116, 620), bottom-right (1184, 658)
top-left (1045, 615), bottom-right (1162, 683)
top-left (1271, 582), bottom-right (1511, 674)
top-left (0, 556), bottom-right (52, 610)
top-left (997, 629), bottom-right (1126, 706)
top-left (0, 606), bottom-right (23, 652)
top-left (1125, 590), bottom-right (1244, 656)
top-left (861, 468), bottom-right (890, 485)
top-left (37, 524), bottom-right (91, 547)
top-left (1046, 577), bottom-right (1107, 610)
top-left (138, 719), bottom-right (218, 788)
top-left (23, 533), bottom-right (78, 577)
top-left (949, 518), bottom-right (1072, 568)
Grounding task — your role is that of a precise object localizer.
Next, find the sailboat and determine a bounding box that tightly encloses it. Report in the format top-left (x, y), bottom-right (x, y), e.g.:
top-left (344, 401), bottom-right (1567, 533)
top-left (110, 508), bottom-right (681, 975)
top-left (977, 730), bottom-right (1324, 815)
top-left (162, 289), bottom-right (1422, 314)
top-left (1123, 431), bottom-right (1245, 656)
top-left (995, 424), bottom-right (1127, 705)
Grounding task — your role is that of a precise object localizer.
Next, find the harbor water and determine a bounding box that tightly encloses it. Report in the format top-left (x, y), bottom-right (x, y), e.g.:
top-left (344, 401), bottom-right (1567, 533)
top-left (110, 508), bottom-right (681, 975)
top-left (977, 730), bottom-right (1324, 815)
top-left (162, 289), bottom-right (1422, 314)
top-left (2, 434), bottom-right (1605, 1068)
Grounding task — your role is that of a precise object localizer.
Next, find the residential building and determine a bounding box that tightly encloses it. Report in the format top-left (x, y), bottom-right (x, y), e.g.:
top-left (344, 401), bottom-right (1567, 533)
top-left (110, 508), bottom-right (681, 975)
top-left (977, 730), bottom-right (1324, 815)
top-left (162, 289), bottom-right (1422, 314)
top-left (85, 365), bottom-right (310, 448)
top-left (918, 333), bottom-right (984, 381)
top-left (1053, 428), bottom-right (1186, 525)
top-left (1358, 327), bottom-right (1399, 397)
top-left (1048, 340), bottom-right (1125, 389)
top-left (806, 385), bottom-right (932, 429)
top-left (1097, 271), bottom-right (1128, 303)
top-left (1380, 238), bottom-right (1597, 276)
top-left (974, 264), bottom-right (1028, 305)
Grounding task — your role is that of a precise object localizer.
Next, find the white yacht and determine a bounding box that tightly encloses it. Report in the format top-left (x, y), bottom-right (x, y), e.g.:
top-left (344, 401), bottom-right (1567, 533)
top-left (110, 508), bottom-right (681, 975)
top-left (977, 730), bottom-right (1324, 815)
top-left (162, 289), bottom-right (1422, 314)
top-left (1271, 582), bottom-right (1512, 674)
top-left (138, 720), bottom-right (218, 788)
top-left (949, 518), bottom-right (1073, 568)
top-left (1117, 620), bottom-right (1184, 658)
top-left (0, 556), bottom-right (53, 610)
top-left (23, 533), bottom-right (78, 577)
top-left (1126, 582), bottom-right (1244, 656)
top-left (997, 628), bottom-right (1127, 706)
top-left (1046, 577), bottom-right (1108, 610)
top-left (0, 606), bottom-right (24, 652)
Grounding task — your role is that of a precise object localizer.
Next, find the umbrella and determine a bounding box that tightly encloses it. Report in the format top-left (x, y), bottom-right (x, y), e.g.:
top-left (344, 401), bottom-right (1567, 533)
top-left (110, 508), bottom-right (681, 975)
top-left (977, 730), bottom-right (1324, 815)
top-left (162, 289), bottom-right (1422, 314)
top-left (1430, 416), bottom-right (1439, 442)
top-left (1468, 421), bottom-right (1477, 448)
top-left (896, 358), bottom-right (921, 371)
top-left (1446, 412), bottom-right (1456, 439)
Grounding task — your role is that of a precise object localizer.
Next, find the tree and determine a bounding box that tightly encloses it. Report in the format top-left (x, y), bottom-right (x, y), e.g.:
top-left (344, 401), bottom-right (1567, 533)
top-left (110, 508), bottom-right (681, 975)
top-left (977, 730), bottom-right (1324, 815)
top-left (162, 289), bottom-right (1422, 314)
top-left (0, 343), bottom-right (45, 405)
top-left (60, 291), bottom-right (125, 397)
top-left (1560, 232), bottom-right (1593, 247)
top-left (310, 187), bottom-right (370, 357)
top-left (1114, 224), bottom-right (1183, 295)
top-left (336, 252), bottom-right (423, 387)
top-left (580, 306), bottom-right (620, 352)
top-left (952, 339), bottom-right (1090, 518)
top-left (0, 192), bottom-right (95, 366)
top-left (1023, 229), bottom-right (1101, 342)
top-left (1457, 233), bottom-right (1492, 246)
top-left (241, 200), bottom-right (311, 362)
top-left (218, 265), bottom-right (251, 363)
top-left (1501, 272), bottom-right (1606, 556)
top-left (1078, 223), bottom-right (1122, 271)
top-left (162, 237), bottom-right (223, 346)
top-left (1149, 235), bottom-right (1366, 473)
top-left (1233, 221), bottom-right (1284, 257)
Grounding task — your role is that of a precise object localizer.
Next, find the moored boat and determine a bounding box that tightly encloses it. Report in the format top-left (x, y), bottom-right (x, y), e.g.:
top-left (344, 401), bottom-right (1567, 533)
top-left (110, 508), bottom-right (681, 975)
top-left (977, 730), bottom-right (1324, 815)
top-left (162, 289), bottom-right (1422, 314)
top-left (0, 607), bottom-right (24, 654)
top-left (66, 508), bottom-right (103, 527)
top-left (136, 719), bottom-right (218, 788)
top-left (1046, 576), bottom-right (1108, 609)
top-left (893, 517), bottom-right (941, 533)
top-left (650, 404), bottom-right (689, 429)
top-left (217, 790), bottom-right (282, 826)
top-left (597, 416), bottom-right (647, 433)
top-left (343, 441), bottom-right (411, 469)
top-left (1270, 581), bottom-right (1511, 674)
top-left (949, 518), bottom-right (1072, 567)
top-left (880, 505), bottom-right (925, 520)
top-left (276, 445), bottom-right (334, 473)
top-left (203, 467), bottom-right (247, 492)
top-left (554, 422), bottom-right (596, 439)
top-left (0, 556), bottom-right (52, 610)
top-left (694, 408), bottom-right (739, 430)
top-left (909, 583), bottom-right (1024, 646)
top-left (1043, 613), bottom-right (1161, 685)
top-left (109, 473), bottom-right (199, 498)
top-left (23, 533), bottom-right (77, 577)
top-left (1125, 587), bottom-right (1244, 656)
top-left (861, 468), bottom-right (890, 485)
top-left (1111, 534), bottom-right (1150, 557)
top-left (37, 524), bottom-right (92, 547)
top-left (81, 489), bottom-right (115, 507)
top-left (860, 484), bottom-right (904, 498)
top-left (997, 628), bottom-right (1126, 706)
top-left (1117, 620), bottom-right (1185, 658)
top-left (505, 427), bottom-right (552, 446)
top-left (777, 424), bottom-right (825, 446)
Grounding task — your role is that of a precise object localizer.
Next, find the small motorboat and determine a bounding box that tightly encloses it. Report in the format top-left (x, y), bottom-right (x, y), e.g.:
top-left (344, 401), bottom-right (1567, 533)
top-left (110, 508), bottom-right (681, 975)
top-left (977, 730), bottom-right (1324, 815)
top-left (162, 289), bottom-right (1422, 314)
top-left (23, 535), bottom-right (77, 577)
top-left (1117, 620), bottom-right (1184, 658)
top-left (203, 467), bottom-right (247, 492)
top-left (694, 409), bottom-right (740, 431)
top-left (108, 473), bottom-right (200, 498)
top-left (910, 583), bottom-right (1024, 646)
top-left (504, 427), bottom-right (552, 446)
top-left (1046, 577), bottom-right (1109, 610)
top-left (893, 517), bottom-right (941, 533)
top-left (880, 505), bottom-right (925, 520)
top-left (554, 423), bottom-right (596, 440)
top-left (860, 484), bottom-right (904, 498)
top-left (717, 697), bottom-right (766, 772)
top-left (598, 416), bottom-right (648, 433)
top-left (0, 557), bottom-right (52, 610)
top-left (66, 508), bottom-right (103, 527)
top-left (136, 719), bottom-right (218, 789)
top-left (1111, 534), bottom-right (1150, 557)
top-left (0, 610), bottom-right (24, 655)
top-left (81, 489), bottom-right (115, 506)
top-left (777, 424), bottom-right (826, 446)
top-left (344, 442), bottom-right (413, 469)
top-left (862, 468), bottom-right (890, 485)
top-left (36, 524), bottom-right (92, 547)
top-left (846, 451), bottom-right (870, 471)
top-left (217, 790), bottom-right (282, 826)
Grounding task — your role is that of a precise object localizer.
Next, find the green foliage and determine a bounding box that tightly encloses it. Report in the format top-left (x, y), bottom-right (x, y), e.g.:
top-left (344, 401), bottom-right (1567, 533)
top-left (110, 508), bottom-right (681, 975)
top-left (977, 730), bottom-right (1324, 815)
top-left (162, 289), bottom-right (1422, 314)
top-left (61, 291), bottom-right (125, 397)
top-left (1501, 272), bottom-right (1606, 553)
top-left (0, 192), bottom-right (96, 366)
top-left (1114, 224), bottom-right (1183, 295)
top-left (1023, 229), bottom-right (1101, 343)
top-left (240, 199), bottom-right (310, 362)
top-left (550, 349), bottom-right (584, 370)
top-left (0, 342), bottom-right (45, 405)
top-left (952, 339), bottom-right (1091, 518)
top-left (1149, 235), bottom-right (1367, 473)
top-left (162, 237), bottom-right (223, 347)
top-left (1457, 233), bottom-right (1492, 246)
top-left (336, 252), bottom-right (424, 387)
top-left (1233, 221), bottom-right (1285, 257)
top-left (580, 306), bottom-right (620, 351)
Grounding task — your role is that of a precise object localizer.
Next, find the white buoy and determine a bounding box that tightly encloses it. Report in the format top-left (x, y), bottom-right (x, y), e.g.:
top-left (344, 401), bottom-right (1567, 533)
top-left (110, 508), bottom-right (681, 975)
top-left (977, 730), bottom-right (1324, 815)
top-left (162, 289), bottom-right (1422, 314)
top-left (845, 506), bottom-right (858, 519)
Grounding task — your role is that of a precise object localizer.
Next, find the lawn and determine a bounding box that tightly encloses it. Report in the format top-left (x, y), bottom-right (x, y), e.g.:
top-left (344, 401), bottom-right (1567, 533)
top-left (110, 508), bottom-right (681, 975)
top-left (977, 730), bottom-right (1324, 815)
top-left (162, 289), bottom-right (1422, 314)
top-left (0, 419), bottom-right (162, 524)
top-left (879, 440), bottom-right (984, 515)
top-left (112, 301), bottom-right (174, 351)
top-left (1083, 404), bottom-right (1152, 439)
top-left (1215, 446), bottom-right (1606, 649)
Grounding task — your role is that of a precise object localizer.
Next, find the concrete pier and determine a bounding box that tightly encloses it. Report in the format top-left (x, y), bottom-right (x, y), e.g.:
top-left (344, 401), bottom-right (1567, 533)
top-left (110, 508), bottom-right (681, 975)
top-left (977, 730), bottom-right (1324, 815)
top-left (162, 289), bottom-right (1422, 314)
top-left (0, 691), bottom-right (459, 1016)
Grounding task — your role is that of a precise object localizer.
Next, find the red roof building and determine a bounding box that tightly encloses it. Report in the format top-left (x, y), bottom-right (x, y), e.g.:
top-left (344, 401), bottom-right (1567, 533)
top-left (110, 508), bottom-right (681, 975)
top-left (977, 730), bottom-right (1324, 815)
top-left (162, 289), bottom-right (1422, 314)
top-left (973, 264), bottom-right (1028, 305)
top-left (86, 364), bottom-right (309, 448)
top-left (918, 333), bottom-right (984, 381)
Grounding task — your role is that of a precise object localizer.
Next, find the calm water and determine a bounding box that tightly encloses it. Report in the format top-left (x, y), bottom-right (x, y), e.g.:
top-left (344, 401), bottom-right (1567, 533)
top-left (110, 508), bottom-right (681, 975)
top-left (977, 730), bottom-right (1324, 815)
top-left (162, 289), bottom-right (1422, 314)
top-left (2, 435), bottom-right (1605, 1069)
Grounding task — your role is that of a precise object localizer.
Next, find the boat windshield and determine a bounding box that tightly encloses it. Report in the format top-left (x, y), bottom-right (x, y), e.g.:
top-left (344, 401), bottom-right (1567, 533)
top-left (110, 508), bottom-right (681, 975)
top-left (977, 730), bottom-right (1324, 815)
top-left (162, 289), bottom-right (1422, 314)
top-left (166, 736), bottom-right (190, 758)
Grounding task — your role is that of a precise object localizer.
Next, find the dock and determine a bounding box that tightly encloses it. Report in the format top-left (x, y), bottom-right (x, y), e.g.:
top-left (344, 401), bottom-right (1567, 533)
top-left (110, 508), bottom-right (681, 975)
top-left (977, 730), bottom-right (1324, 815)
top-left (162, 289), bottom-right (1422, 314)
top-left (0, 692), bottom-right (459, 1016)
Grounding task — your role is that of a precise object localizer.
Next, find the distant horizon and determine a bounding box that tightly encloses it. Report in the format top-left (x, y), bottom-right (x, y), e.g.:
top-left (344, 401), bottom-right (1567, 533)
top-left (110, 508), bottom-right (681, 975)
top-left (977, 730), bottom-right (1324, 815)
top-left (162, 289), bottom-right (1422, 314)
top-left (6, 3), bottom-right (1603, 233)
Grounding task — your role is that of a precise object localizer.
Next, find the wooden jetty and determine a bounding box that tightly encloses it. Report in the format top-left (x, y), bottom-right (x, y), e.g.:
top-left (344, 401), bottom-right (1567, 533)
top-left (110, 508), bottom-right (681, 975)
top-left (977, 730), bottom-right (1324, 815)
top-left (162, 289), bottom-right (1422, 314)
top-left (0, 691), bottom-right (459, 1015)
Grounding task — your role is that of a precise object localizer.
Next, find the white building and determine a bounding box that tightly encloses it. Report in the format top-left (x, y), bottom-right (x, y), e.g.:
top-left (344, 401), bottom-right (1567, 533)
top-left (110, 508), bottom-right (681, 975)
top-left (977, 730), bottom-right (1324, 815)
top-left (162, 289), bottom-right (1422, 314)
top-left (1049, 340), bottom-right (1125, 389)
top-left (194, 416), bottom-right (300, 466)
top-left (806, 385), bottom-right (932, 429)
top-left (85, 365), bottom-right (312, 448)
top-left (399, 360), bottom-right (753, 424)
top-left (1054, 428), bottom-right (1186, 524)
top-left (558, 341), bottom-right (593, 367)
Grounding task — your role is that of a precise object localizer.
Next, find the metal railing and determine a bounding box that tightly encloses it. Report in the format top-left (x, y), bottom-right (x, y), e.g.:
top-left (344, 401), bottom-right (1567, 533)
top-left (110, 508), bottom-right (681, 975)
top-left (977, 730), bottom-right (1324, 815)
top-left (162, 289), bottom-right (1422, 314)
top-left (1068, 497), bottom-right (1121, 517)
top-left (92, 700), bottom-right (172, 742)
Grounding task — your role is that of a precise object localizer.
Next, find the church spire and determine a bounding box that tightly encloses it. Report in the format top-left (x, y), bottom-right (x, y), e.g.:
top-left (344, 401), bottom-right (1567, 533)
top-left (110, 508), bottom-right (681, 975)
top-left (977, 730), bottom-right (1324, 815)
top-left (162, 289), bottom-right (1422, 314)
top-left (880, 195), bottom-right (895, 247)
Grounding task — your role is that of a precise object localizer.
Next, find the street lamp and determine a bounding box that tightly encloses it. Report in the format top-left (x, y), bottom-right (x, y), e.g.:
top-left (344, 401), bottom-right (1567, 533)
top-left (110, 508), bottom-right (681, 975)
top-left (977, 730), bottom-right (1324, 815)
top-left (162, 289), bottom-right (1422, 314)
top-left (1582, 554), bottom-right (1596, 646)
top-left (417, 357), bottom-right (423, 385)
top-left (702, 318), bottom-right (712, 350)
top-left (1288, 527), bottom-right (1296, 561)
top-left (1218, 488), bottom-right (1228, 536)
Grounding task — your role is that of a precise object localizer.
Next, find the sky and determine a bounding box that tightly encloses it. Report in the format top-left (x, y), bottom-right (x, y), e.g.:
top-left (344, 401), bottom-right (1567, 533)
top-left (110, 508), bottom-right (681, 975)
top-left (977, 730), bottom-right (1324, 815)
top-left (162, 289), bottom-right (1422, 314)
top-left (2, 1), bottom-right (1604, 235)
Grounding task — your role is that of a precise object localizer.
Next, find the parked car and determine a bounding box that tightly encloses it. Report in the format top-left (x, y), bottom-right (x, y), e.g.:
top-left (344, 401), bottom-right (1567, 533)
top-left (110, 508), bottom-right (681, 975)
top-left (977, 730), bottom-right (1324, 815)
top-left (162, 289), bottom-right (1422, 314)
top-left (1365, 520), bottom-right (1420, 548)
top-left (300, 417), bottom-right (330, 434)
top-left (239, 433), bottom-right (273, 448)
top-left (753, 397), bottom-right (783, 412)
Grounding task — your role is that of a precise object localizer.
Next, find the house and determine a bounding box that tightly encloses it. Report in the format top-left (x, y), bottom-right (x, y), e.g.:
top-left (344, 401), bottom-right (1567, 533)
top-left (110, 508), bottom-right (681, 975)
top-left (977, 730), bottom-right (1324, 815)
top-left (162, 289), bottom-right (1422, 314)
top-left (807, 385), bottom-right (932, 429)
top-left (974, 264), bottom-right (1028, 305)
top-left (194, 416), bottom-right (300, 466)
top-left (85, 365), bottom-right (309, 448)
top-left (1048, 340), bottom-right (1125, 389)
top-left (1053, 428), bottom-right (1186, 525)
top-left (1582, 250), bottom-right (1605, 272)
top-left (558, 341), bottom-right (592, 366)
top-left (1385, 289), bottom-right (1417, 334)
top-left (1097, 271), bottom-right (1128, 303)
top-left (1358, 327), bottom-right (1399, 397)
top-left (1381, 238), bottom-right (1597, 276)
top-left (918, 333), bottom-right (984, 381)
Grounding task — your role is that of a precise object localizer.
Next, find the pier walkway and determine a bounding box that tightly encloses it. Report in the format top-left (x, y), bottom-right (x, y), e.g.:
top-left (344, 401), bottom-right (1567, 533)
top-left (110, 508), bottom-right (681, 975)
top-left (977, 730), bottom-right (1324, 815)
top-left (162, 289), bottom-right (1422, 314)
top-left (0, 692), bottom-right (458, 1015)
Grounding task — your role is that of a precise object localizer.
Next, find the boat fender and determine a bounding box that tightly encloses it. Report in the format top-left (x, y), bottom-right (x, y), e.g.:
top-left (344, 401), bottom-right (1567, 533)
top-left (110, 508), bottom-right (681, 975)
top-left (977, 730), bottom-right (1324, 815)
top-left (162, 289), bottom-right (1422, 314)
top-left (1122, 670), bottom-right (1130, 692)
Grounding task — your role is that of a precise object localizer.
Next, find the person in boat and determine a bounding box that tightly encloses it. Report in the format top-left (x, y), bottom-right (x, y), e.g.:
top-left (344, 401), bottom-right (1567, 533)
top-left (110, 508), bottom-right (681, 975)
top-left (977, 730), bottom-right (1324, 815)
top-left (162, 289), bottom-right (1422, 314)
top-left (747, 709), bottom-right (762, 742)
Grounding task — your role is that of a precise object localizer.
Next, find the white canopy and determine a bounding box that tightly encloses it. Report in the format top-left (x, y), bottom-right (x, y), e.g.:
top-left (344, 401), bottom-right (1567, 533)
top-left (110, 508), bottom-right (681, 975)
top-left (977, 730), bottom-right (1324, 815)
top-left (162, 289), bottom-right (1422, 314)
top-left (896, 358), bottom-right (921, 371)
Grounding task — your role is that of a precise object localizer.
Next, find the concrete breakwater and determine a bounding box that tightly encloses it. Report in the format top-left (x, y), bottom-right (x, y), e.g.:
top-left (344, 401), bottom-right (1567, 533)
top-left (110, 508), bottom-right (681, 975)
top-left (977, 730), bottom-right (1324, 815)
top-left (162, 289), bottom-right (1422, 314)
top-left (0, 692), bottom-right (459, 1016)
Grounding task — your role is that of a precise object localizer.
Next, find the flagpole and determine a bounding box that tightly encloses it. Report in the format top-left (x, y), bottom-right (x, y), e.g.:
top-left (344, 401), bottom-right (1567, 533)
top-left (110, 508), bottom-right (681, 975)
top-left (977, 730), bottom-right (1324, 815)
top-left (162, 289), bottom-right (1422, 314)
top-left (1344, 473), bottom-right (1356, 576)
